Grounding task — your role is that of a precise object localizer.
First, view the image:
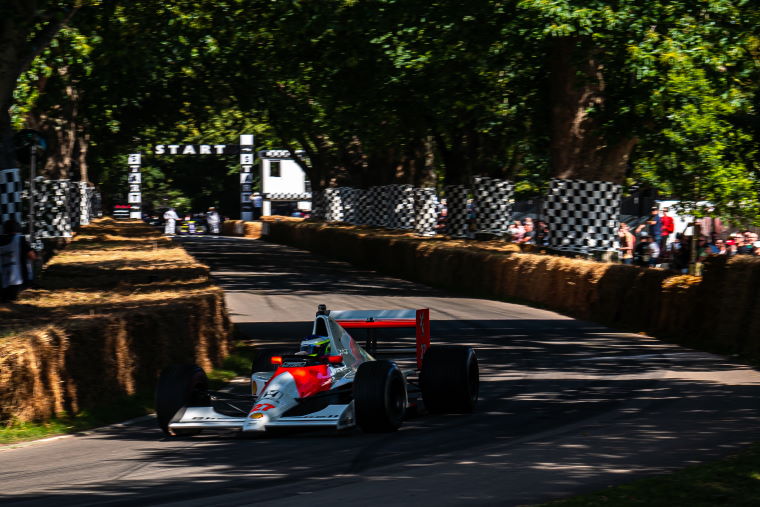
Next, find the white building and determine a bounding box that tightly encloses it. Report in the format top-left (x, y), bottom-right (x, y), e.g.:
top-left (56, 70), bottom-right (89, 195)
top-left (258, 150), bottom-right (311, 216)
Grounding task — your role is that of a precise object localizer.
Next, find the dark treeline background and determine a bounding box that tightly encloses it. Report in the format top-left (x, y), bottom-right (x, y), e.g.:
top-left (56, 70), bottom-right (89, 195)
top-left (1, 0), bottom-right (759, 222)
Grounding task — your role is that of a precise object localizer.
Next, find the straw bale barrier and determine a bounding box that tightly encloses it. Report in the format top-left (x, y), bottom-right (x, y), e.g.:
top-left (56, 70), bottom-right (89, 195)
top-left (266, 221), bottom-right (760, 358)
top-left (222, 216), bottom-right (304, 238)
top-left (0, 218), bottom-right (231, 423)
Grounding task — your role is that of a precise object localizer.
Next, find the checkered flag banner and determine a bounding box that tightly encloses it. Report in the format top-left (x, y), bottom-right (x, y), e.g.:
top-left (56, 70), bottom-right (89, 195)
top-left (316, 184), bottom-right (440, 234)
top-left (324, 187), bottom-right (361, 223)
top-left (79, 183), bottom-right (94, 226)
top-left (0, 168), bottom-right (22, 228)
top-left (323, 188), bottom-right (342, 222)
top-left (414, 187), bottom-right (438, 236)
top-left (68, 182), bottom-right (82, 229)
top-left (444, 185), bottom-right (469, 238)
top-left (543, 178), bottom-right (622, 252)
top-left (473, 176), bottom-right (513, 236)
top-left (385, 184), bottom-right (414, 230)
top-left (311, 190), bottom-right (326, 220)
top-left (33, 179), bottom-right (73, 238)
top-left (358, 186), bottom-right (383, 227)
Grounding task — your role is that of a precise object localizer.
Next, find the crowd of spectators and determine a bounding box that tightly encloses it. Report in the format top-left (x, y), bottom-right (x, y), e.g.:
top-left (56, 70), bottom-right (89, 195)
top-left (620, 206), bottom-right (760, 271)
top-left (435, 199), bottom-right (758, 271)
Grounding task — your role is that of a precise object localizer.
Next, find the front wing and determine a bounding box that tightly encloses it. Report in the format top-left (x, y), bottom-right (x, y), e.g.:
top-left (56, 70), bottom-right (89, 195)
top-left (168, 402), bottom-right (355, 433)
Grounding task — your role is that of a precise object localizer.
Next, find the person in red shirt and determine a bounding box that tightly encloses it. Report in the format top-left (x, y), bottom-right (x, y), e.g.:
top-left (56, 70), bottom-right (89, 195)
top-left (660, 207), bottom-right (675, 250)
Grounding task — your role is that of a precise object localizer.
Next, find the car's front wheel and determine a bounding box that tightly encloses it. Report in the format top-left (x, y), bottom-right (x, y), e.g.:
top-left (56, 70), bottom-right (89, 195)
top-left (354, 360), bottom-right (407, 433)
top-left (155, 364), bottom-right (210, 436)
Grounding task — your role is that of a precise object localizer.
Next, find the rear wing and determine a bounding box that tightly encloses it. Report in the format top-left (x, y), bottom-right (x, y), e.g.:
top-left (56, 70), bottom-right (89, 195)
top-left (331, 309), bottom-right (430, 369)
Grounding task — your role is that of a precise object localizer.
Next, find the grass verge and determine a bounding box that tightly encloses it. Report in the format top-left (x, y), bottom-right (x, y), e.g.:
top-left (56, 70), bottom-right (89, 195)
top-left (0, 392), bottom-right (153, 445)
top-left (544, 443), bottom-right (760, 506)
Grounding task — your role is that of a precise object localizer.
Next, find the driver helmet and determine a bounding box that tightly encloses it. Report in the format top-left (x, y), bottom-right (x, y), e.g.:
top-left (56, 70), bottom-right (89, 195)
top-left (299, 334), bottom-right (331, 356)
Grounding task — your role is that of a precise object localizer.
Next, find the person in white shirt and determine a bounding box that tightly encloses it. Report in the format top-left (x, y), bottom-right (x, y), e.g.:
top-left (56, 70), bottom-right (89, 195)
top-left (206, 207), bottom-right (221, 234)
top-left (163, 208), bottom-right (179, 235)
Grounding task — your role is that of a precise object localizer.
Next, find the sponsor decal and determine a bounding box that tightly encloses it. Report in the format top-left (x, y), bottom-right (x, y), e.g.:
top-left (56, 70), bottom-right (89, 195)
top-left (261, 390), bottom-right (282, 401)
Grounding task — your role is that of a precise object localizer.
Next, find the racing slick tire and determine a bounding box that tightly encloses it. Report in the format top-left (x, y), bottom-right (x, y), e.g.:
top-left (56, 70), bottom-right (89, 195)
top-left (155, 364), bottom-right (210, 436)
top-left (420, 346), bottom-right (479, 414)
top-left (354, 360), bottom-right (407, 433)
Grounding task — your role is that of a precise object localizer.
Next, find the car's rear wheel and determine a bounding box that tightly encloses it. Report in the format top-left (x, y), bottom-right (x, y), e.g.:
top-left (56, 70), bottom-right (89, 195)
top-left (354, 360), bottom-right (407, 432)
top-left (420, 346), bottom-right (479, 414)
top-left (155, 364), bottom-right (210, 436)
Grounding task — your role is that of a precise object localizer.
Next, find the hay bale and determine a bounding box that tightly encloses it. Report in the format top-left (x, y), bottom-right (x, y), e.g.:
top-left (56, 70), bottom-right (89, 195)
top-left (0, 220), bottom-right (232, 424)
top-left (713, 256), bottom-right (760, 354)
top-left (243, 221), bottom-right (262, 238)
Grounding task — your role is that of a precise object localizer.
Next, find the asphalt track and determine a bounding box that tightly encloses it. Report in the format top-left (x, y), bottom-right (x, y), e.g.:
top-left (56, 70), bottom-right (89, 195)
top-left (2, 235), bottom-right (760, 506)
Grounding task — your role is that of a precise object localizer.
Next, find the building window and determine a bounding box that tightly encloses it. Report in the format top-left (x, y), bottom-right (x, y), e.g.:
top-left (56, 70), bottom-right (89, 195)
top-left (269, 160), bottom-right (281, 177)
top-left (305, 179), bottom-right (312, 192)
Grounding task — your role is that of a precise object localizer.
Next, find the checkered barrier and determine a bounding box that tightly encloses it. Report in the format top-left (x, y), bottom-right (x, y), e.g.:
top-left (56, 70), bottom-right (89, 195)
top-left (0, 168), bottom-right (22, 228)
top-left (323, 188), bottom-right (343, 222)
top-left (386, 184), bottom-right (415, 229)
top-left (543, 178), bottom-right (622, 252)
top-left (34, 179), bottom-right (73, 238)
top-left (68, 182), bottom-right (82, 229)
top-left (414, 187), bottom-right (438, 236)
top-left (357, 186), bottom-right (383, 227)
top-left (341, 187), bottom-right (362, 224)
top-left (473, 176), bottom-right (513, 236)
top-left (311, 190), bottom-right (326, 220)
top-left (329, 187), bottom-right (362, 223)
top-left (79, 183), bottom-right (93, 226)
top-left (264, 192), bottom-right (312, 201)
top-left (444, 185), bottom-right (469, 238)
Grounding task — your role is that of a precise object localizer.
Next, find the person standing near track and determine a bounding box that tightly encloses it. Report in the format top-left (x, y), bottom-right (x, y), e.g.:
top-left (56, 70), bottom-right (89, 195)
top-left (206, 207), bottom-right (221, 235)
top-left (163, 207), bottom-right (179, 236)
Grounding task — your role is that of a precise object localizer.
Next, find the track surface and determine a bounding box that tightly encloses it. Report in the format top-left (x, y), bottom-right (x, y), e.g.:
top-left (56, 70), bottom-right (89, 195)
top-left (2, 235), bottom-right (760, 506)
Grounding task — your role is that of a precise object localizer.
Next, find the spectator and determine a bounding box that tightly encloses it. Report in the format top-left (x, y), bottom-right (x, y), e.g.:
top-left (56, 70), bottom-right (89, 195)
top-left (671, 233), bottom-right (691, 273)
top-left (517, 221), bottom-right (535, 245)
top-left (534, 220), bottom-right (550, 247)
top-left (436, 206), bottom-right (448, 232)
top-left (647, 207), bottom-right (663, 246)
top-left (507, 220), bottom-right (525, 242)
top-left (0, 220), bottom-right (36, 302)
top-left (251, 192), bottom-right (263, 219)
top-left (713, 238), bottom-right (727, 255)
top-left (206, 207), bottom-right (221, 235)
top-left (660, 207), bottom-right (674, 250)
top-left (617, 223), bottom-right (635, 264)
top-left (725, 238), bottom-right (739, 256)
top-left (696, 236), bottom-right (712, 262)
top-left (634, 232), bottom-right (660, 267)
top-left (163, 207), bottom-right (179, 236)
top-left (737, 231), bottom-right (756, 255)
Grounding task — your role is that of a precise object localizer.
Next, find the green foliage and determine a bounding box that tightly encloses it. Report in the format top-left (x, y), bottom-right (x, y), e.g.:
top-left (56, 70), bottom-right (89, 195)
top-left (6, 0), bottom-right (760, 223)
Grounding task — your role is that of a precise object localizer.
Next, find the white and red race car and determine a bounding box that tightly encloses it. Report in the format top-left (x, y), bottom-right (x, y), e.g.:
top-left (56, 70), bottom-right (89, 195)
top-left (155, 305), bottom-right (479, 435)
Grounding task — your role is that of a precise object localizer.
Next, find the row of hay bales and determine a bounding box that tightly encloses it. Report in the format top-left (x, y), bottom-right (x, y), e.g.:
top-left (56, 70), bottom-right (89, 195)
top-left (265, 221), bottom-right (760, 357)
top-left (222, 216), bottom-right (304, 239)
top-left (0, 218), bottom-right (231, 423)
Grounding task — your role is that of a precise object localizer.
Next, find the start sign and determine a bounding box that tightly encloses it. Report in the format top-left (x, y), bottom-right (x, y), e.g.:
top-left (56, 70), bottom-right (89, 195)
top-left (154, 144), bottom-right (229, 155)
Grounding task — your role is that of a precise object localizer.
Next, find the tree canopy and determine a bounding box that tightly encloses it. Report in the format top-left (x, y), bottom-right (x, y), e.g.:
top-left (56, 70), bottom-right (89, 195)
top-left (2, 0), bottom-right (759, 223)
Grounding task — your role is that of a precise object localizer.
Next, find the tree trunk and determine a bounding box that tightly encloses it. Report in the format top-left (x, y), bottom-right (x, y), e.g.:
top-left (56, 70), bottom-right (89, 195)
top-left (549, 37), bottom-right (636, 184)
top-left (0, 6), bottom-right (78, 169)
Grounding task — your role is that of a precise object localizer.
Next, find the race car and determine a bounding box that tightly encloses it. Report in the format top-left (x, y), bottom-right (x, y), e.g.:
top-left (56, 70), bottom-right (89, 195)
top-left (155, 305), bottom-right (479, 435)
